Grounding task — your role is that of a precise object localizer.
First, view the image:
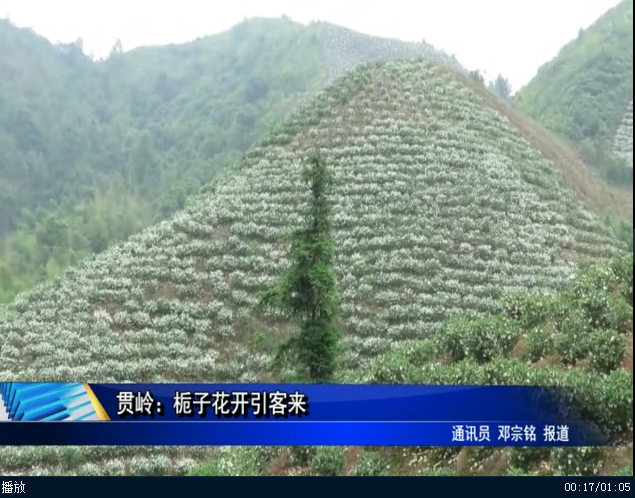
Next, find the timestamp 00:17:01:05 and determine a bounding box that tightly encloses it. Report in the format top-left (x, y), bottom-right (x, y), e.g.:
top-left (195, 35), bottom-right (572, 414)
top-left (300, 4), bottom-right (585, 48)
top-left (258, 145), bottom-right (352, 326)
top-left (565, 483), bottom-right (631, 492)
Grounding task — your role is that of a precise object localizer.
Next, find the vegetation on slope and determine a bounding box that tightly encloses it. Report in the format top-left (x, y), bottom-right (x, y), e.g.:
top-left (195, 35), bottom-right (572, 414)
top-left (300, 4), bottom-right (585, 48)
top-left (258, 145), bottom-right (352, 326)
top-left (0, 59), bottom-right (628, 475)
top-left (514, 0), bottom-right (633, 187)
top-left (458, 69), bottom-right (634, 251)
top-left (188, 252), bottom-right (633, 476)
top-left (612, 101), bottom-right (633, 168)
top-left (454, 67), bottom-right (632, 226)
top-left (2, 236), bottom-right (628, 476)
top-left (0, 16), bottom-right (459, 303)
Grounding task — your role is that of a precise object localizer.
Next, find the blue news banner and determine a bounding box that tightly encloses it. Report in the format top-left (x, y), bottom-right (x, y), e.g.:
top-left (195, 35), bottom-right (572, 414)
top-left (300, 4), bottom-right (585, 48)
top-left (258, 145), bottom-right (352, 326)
top-left (0, 383), bottom-right (607, 446)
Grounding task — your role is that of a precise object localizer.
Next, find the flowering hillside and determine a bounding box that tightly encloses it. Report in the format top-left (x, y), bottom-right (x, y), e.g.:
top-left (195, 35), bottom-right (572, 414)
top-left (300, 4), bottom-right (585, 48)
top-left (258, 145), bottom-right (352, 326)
top-left (316, 22), bottom-right (461, 81)
top-left (613, 101), bottom-right (633, 168)
top-left (0, 59), bottom-right (627, 475)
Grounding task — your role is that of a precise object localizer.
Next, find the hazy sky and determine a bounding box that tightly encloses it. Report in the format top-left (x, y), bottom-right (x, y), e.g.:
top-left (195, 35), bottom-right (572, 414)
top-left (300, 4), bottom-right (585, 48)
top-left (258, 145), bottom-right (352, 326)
top-left (0, 0), bottom-right (623, 91)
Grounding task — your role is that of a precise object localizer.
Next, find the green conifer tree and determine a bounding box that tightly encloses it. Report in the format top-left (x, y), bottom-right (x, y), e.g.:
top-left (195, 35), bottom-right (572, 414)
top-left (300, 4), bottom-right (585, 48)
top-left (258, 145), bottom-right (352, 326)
top-left (257, 152), bottom-right (340, 382)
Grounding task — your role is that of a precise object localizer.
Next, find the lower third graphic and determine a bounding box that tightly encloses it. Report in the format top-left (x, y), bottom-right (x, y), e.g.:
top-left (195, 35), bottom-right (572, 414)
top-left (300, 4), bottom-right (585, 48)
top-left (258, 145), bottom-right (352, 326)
top-left (0, 382), bottom-right (109, 421)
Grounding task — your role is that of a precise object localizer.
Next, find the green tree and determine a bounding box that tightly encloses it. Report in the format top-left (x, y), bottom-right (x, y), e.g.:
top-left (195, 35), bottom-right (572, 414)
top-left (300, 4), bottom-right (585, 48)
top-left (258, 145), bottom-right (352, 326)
top-left (469, 69), bottom-right (485, 84)
top-left (257, 153), bottom-right (340, 382)
top-left (490, 74), bottom-right (512, 99)
top-left (109, 39), bottom-right (123, 57)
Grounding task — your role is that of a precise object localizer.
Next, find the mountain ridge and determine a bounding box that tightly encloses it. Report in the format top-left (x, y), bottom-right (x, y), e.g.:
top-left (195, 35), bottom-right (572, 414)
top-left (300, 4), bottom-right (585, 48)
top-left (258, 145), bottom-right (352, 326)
top-left (514, 0), bottom-right (633, 186)
top-left (0, 16), bottom-right (463, 303)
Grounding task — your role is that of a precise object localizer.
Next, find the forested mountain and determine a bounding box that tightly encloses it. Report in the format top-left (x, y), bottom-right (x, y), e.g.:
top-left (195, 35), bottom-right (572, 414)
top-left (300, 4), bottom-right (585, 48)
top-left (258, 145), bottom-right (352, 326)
top-left (0, 59), bottom-right (632, 475)
top-left (0, 16), bottom-right (460, 302)
top-left (514, 0), bottom-right (633, 188)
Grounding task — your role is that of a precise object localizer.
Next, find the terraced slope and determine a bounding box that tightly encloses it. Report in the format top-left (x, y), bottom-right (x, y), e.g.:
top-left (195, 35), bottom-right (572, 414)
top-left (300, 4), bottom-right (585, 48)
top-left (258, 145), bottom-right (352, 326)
top-left (0, 59), bottom-right (625, 475)
top-left (613, 101), bottom-right (633, 167)
top-left (316, 22), bottom-right (460, 80)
